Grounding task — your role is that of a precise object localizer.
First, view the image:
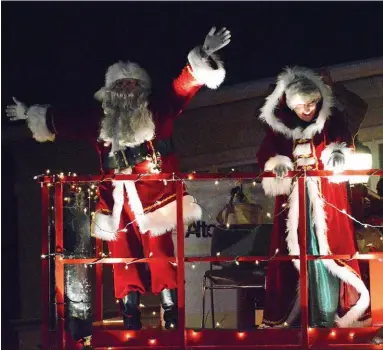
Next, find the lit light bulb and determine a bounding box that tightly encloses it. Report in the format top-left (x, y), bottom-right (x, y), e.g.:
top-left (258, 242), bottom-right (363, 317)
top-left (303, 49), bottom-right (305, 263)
top-left (41, 254), bottom-right (47, 259)
top-left (170, 323), bottom-right (175, 328)
top-left (226, 223), bottom-right (230, 228)
top-left (216, 252), bottom-right (221, 256)
top-left (116, 299), bottom-right (119, 304)
top-left (266, 212), bottom-right (271, 218)
top-left (282, 203), bottom-right (287, 208)
top-left (341, 209), bottom-right (346, 214)
top-left (46, 169), bottom-right (50, 174)
top-left (188, 174), bottom-right (194, 180)
top-left (330, 330), bottom-right (336, 337)
top-left (215, 180), bottom-right (219, 185)
top-left (139, 303), bottom-right (145, 308)
top-left (33, 176), bottom-right (38, 180)
top-left (149, 339), bottom-right (156, 345)
top-left (191, 264), bottom-right (196, 269)
top-left (252, 181), bottom-right (256, 186)
top-left (235, 260), bottom-right (240, 266)
top-left (125, 264), bottom-right (129, 270)
top-left (255, 260), bottom-right (259, 265)
top-left (216, 322), bottom-right (220, 327)
top-left (152, 311), bottom-right (156, 316)
top-left (283, 322), bottom-right (288, 326)
top-left (237, 332), bottom-right (245, 339)
top-left (275, 248), bottom-right (279, 254)
top-left (149, 252), bottom-right (153, 257)
top-left (73, 173), bottom-right (77, 177)
top-left (349, 332), bottom-right (355, 339)
top-left (231, 168), bottom-right (235, 172)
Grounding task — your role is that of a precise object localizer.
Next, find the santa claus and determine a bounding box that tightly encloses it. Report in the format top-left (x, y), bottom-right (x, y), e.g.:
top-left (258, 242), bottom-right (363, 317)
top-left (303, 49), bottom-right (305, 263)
top-left (6, 26), bottom-right (231, 333)
top-left (256, 67), bottom-right (371, 328)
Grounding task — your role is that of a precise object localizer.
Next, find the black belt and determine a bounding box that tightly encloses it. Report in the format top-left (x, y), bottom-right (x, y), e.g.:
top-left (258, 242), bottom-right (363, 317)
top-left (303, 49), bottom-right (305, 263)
top-left (102, 138), bottom-right (175, 171)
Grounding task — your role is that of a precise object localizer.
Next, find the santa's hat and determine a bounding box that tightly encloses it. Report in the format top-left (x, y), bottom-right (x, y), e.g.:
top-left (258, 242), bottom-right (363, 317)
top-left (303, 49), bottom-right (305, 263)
top-left (95, 61), bottom-right (151, 101)
top-left (285, 76), bottom-right (322, 110)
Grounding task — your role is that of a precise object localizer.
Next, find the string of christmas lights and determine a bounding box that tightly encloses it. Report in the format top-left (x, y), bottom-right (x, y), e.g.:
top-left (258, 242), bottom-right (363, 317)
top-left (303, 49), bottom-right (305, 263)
top-left (37, 169), bottom-right (383, 264)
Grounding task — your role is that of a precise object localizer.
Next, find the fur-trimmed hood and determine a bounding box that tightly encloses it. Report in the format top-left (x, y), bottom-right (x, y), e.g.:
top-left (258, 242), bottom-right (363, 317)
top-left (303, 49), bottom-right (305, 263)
top-left (259, 67), bottom-right (335, 140)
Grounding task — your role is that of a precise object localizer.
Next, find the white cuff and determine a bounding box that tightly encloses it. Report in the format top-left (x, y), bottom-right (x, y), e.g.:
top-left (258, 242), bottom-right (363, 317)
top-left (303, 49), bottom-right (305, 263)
top-left (321, 142), bottom-right (354, 183)
top-left (321, 142), bottom-right (353, 170)
top-left (26, 105), bottom-right (55, 142)
top-left (187, 46), bottom-right (226, 89)
top-left (137, 195), bottom-right (202, 236)
top-left (91, 212), bottom-right (120, 241)
top-left (262, 155), bottom-right (294, 196)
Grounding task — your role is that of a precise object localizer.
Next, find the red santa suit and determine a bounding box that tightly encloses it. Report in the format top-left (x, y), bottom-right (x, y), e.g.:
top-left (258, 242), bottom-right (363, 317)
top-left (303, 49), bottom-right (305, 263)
top-left (26, 47), bottom-right (226, 297)
top-left (256, 67), bottom-right (370, 328)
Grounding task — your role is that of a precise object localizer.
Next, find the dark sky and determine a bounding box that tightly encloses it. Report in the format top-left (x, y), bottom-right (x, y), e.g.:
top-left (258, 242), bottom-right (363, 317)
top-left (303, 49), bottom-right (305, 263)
top-left (2, 1), bottom-right (383, 113)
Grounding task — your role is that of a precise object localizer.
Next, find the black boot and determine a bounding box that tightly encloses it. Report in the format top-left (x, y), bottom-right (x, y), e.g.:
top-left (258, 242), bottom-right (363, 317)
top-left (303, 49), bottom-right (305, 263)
top-left (160, 289), bottom-right (178, 329)
top-left (120, 291), bottom-right (142, 330)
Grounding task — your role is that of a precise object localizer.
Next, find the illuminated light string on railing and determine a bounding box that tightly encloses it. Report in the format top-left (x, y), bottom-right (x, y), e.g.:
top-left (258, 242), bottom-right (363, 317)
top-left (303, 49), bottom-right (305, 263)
top-left (305, 177), bottom-right (383, 229)
top-left (37, 170), bottom-right (383, 268)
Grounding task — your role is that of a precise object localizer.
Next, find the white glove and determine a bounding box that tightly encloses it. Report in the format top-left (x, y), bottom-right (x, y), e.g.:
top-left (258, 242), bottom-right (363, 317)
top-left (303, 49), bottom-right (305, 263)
top-left (328, 151), bottom-right (345, 173)
top-left (203, 27), bottom-right (231, 56)
top-left (273, 164), bottom-right (290, 179)
top-left (6, 97), bottom-right (28, 121)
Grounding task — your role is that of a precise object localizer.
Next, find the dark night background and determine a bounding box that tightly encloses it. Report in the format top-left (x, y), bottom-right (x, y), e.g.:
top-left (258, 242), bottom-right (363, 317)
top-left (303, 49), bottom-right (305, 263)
top-left (2, 1), bottom-right (383, 347)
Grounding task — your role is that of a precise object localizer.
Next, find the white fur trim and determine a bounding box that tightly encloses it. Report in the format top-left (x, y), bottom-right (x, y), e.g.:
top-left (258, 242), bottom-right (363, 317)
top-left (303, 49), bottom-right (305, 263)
top-left (187, 46), bottom-right (226, 89)
top-left (321, 142), bottom-right (353, 169)
top-left (296, 157), bottom-right (316, 167)
top-left (123, 179), bottom-right (202, 236)
top-left (92, 179), bottom-right (126, 241)
top-left (262, 155), bottom-right (293, 196)
top-left (337, 317), bottom-right (372, 328)
top-left (91, 212), bottom-right (120, 241)
top-left (293, 143), bottom-right (312, 157)
top-left (94, 87), bottom-right (106, 101)
top-left (321, 142), bottom-right (354, 183)
top-left (285, 177), bottom-right (370, 327)
top-left (26, 105), bottom-right (55, 142)
top-left (105, 61), bottom-right (151, 89)
top-left (138, 195), bottom-right (202, 236)
top-left (259, 67), bottom-right (334, 140)
top-left (286, 181), bottom-right (300, 271)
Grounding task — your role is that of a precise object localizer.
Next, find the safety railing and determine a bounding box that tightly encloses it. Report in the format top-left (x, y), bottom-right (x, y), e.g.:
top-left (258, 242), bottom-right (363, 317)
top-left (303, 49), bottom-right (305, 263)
top-left (40, 169), bottom-right (383, 349)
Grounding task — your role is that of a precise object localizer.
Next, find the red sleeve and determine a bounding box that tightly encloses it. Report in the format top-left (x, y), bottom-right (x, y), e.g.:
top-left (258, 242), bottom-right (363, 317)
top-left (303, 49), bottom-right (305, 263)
top-left (46, 102), bottom-right (103, 141)
top-left (152, 65), bottom-right (203, 120)
top-left (256, 128), bottom-right (284, 170)
top-left (327, 110), bottom-right (355, 149)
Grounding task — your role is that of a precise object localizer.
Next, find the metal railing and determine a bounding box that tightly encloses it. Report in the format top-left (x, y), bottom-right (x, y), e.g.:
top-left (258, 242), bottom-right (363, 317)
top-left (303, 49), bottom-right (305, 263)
top-left (40, 169), bottom-right (383, 349)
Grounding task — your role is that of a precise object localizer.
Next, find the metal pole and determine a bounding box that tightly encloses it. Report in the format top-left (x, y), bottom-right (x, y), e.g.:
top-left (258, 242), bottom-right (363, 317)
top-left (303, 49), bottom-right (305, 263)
top-left (41, 183), bottom-right (50, 349)
top-left (176, 181), bottom-right (186, 349)
top-left (298, 176), bottom-right (309, 349)
top-left (55, 183), bottom-right (65, 349)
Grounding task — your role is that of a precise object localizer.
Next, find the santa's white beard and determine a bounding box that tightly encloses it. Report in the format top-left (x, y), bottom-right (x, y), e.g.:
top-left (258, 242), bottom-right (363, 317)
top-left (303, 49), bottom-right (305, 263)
top-left (99, 89), bottom-right (155, 149)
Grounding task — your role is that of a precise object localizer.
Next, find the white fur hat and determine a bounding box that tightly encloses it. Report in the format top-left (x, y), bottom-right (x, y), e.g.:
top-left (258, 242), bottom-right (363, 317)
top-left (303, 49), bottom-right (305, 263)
top-left (94, 61), bottom-right (151, 101)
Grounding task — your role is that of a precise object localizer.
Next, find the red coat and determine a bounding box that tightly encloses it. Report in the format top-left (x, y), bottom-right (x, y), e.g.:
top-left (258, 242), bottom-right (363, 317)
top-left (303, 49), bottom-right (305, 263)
top-left (257, 67), bottom-right (370, 328)
top-left (44, 65), bottom-right (204, 239)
